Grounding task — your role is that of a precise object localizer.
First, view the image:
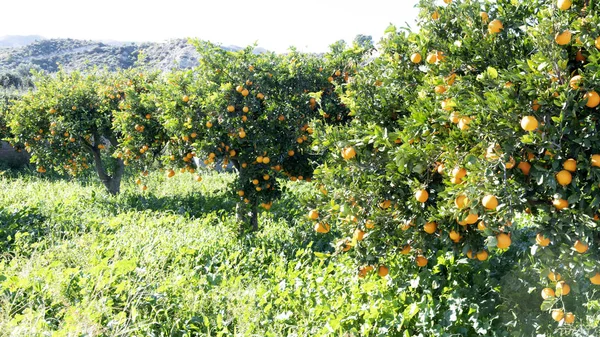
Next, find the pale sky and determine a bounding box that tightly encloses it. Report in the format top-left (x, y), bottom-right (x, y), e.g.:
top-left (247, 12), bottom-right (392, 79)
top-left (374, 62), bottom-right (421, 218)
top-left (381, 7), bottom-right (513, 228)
top-left (1, 0), bottom-right (420, 53)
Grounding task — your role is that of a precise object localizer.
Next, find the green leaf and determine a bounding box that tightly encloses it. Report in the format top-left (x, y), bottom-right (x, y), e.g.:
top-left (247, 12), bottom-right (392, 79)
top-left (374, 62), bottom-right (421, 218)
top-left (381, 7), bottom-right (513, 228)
top-left (540, 298), bottom-right (558, 311)
top-left (487, 67), bottom-right (498, 79)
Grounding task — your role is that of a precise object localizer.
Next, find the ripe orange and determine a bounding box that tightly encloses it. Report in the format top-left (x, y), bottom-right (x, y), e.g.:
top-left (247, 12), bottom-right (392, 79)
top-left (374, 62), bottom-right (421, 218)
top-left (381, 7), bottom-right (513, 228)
top-left (556, 281), bottom-right (570, 296)
top-left (555, 30), bottom-right (572, 45)
top-left (584, 91), bottom-right (600, 108)
top-left (488, 19), bottom-right (503, 34)
top-left (541, 288), bottom-right (555, 300)
top-left (424, 222), bottom-right (437, 234)
top-left (592, 154), bottom-right (600, 167)
top-left (378, 265), bottom-right (389, 277)
top-left (573, 240), bottom-right (588, 253)
top-left (496, 233), bottom-right (511, 249)
top-left (590, 272), bottom-right (600, 285)
top-left (506, 157), bottom-right (516, 169)
top-left (308, 210), bottom-right (319, 220)
top-left (439, 51), bottom-right (448, 63)
top-left (476, 250), bottom-right (489, 261)
top-left (517, 162), bottom-right (531, 175)
top-left (563, 158), bottom-right (576, 172)
top-left (564, 312), bottom-right (575, 324)
top-left (455, 195), bottom-right (469, 209)
top-left (477, 221), bottom-right (486, 231)
top-left (431, 11), bottom-right (440, 20)
top-left (437, 163), bottom-right (445, 174)
top-left (576, 50), bottom-right (586, 61)
top-left (256, 93), bottom-right (265, 99)
top-left (380, 200), bottom-right (392, 209)
top-left (227, 105), bottom-right (235, 112)
top-left (449, 230), bottom-right (461, 242)
top-left (242, 106), bottom-right (249, 113)
top-left (458, 116), bottom-right (471, 131)
top-left (416, 255), bottom-right (428, 267)
top-left (236, 85), bottom-right (244, 93)
top-left (401, 245), bottom-right (411, 255)
top-left (439, 99), bottom-right (452, 111)
top-left (569, 75), bottom-right (582, 90)
top-left (415, 189), bottom-right (429, 203)
top-left (521, 116), bottom-right (538, 131)
top-left (167, 169), bottom-right (175, 178)
top-left (354, 229), bottom-right (365, 241)
top-left (553, 198), bottom-right (568, 210)
top-left (480, 12), bottom-right (489, 22)
top-left (452, 167), bottom-right (467, 179)
top-left (365, 220), bottom-right (375, 229)
top-left (358, 265), bottom-right (374, 278)
top-left (314, 222), bottom-right (330, 233)
top-left (482, 195), bottom-right (498, 210)
top-left (342, 146), bottom-right (356, 160)
top-left (555, 170), bottom-right (572, 186)
top-left (426, 53), bottom-right (438, 64)
top-left (536, 233), bottom-right (550, 246)
top-left (239, 130), bottom-right (246, 138)
top-left (410, 53), bottom-right (422, 64)
top-left (551, 309), bottom-right (564, 322)
top-left (450, 112), bottom-right (460, 123)
top-left (182, 95), bottom-right (189, 102)
top-left (546, 272), bottom-right (562, 283)
top-left (465, 213), bottom-right (479, 225)
top-left (557, 0), bottom-right (572, 10)
top-left (434, 85), bottom-right (447, 94)
top-left (241, 89), bottom-right (249, 97)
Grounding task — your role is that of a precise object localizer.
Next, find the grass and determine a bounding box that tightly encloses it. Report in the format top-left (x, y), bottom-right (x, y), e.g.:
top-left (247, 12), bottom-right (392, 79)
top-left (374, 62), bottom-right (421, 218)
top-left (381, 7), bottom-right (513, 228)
top-left (0, 171), bottom-right (395, 336)
top-left (1, 170), bottom-right (598, 336)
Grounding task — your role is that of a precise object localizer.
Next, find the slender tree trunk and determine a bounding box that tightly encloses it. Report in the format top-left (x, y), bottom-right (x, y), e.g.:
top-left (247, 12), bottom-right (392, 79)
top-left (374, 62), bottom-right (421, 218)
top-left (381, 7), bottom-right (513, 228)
top-left (91, 147), bottom-right (124, 195)
top-left (236, 201), bottom-right (246, 235)
top-left (250, 198), bottom-right (259, 232)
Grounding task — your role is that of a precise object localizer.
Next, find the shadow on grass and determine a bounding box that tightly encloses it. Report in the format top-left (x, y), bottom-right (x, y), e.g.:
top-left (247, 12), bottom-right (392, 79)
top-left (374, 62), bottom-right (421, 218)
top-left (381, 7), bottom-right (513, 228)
top-left (110, 191), bottom-right (238, 219)
top-left (0, 206), bottom-right (47, 256)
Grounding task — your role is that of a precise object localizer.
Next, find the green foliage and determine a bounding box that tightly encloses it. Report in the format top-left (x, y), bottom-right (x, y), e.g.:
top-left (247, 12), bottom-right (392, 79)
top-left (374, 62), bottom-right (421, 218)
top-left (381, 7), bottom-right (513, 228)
top-left (310, 0), bottom-right (600, 334)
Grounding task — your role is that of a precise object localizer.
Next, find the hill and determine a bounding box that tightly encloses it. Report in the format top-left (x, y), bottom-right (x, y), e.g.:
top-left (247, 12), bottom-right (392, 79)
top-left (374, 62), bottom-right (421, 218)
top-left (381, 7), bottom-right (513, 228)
top-left (0, 38), bottom-right (267, 90)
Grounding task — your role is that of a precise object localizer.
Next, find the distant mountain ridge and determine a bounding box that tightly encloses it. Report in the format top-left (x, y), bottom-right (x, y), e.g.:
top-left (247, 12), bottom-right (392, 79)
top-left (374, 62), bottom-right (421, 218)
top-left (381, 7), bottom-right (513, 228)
top-left (0, 36), bottom-right (268, 79)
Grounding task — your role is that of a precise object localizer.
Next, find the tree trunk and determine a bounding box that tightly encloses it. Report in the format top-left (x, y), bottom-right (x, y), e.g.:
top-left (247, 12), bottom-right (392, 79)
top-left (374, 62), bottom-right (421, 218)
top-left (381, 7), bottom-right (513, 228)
top-left (250, 198), bottom-right (259, 232)
top-left (236, 201), bottom-right (246, 235)
top-left (91, 148), bottom-right (124, 195)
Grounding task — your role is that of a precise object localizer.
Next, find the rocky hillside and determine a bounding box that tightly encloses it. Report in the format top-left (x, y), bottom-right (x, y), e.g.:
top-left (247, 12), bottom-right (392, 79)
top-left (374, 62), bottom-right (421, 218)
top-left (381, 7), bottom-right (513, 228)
top-left (0, 37), bottom-right (268, 89)
top-left (0, 38), bottom-right (202, 73)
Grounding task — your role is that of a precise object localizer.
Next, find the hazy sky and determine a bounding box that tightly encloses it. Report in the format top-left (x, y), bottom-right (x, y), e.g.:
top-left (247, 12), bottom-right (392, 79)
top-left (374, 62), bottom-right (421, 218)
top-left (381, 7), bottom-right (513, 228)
top-left (1, 0), bottom-right (420, 52)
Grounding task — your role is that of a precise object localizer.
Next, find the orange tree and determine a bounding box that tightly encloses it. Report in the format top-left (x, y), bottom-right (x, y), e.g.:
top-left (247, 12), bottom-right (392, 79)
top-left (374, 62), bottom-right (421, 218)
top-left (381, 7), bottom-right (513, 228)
top-left (7, 69), bottom-right (159, 194)
top-left (309, 0), bottom-right (600, 334)
top-left (140, 40), bottom-right (363, 231)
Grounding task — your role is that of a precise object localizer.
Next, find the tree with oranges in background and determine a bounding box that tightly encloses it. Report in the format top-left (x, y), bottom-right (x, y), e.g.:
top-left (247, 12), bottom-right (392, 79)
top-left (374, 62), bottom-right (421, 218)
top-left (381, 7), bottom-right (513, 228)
top-left (143, 40), bottom-right (366, 232)
top-left (7, 68), bottom-right (162, 194)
